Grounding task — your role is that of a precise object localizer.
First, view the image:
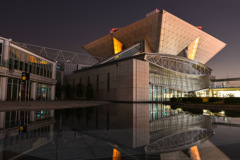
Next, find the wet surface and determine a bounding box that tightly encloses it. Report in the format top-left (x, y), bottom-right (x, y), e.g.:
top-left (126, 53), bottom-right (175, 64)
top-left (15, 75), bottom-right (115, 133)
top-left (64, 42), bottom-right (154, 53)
top-left (0, 103), bottom-right (240, 159)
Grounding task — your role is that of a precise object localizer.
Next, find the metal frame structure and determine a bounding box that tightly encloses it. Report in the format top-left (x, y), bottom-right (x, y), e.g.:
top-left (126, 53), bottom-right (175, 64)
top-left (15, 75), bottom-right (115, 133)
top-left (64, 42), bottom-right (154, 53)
top-left (145, 128), bottom-right (213, 154)
top-left (145, 53), bottom-right (212, 76)
top-left (15, 42), bottom-right (104, 65)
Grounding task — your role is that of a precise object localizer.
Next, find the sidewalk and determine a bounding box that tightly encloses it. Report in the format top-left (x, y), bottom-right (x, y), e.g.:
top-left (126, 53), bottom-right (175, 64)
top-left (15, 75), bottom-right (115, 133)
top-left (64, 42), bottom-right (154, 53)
top-left (0, 100), bottom-right (111, 111)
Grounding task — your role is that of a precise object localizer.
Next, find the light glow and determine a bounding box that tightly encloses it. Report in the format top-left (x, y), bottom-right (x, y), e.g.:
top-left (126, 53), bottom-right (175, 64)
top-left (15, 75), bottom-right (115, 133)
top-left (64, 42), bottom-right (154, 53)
top-left (113, 37), bottom-right (123, 54)
top-left (112, 145), bottom-right (121, 160)
top-left (188, 36), bottom-right (200, 60)
top-left (190, 145), bottom-right (201, 160)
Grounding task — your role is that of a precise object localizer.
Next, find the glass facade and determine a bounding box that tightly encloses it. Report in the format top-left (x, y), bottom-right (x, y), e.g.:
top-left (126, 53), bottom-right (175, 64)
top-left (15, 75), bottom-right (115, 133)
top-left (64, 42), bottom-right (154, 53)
top-left (7, 78), bottom-right (21, 101)
top-left (9, 47), bottom-right (53, 78)
top-left (35, 110), bottom-right (51, 121)
top-left (149, 64), bottom-right (207, 101)
top-left (36, 83), bottom-right (51, 100)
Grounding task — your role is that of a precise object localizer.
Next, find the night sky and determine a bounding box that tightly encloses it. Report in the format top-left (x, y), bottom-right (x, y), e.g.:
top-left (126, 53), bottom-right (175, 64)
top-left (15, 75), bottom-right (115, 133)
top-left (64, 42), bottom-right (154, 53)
top-left (0, 0), bottom-right (239, 79)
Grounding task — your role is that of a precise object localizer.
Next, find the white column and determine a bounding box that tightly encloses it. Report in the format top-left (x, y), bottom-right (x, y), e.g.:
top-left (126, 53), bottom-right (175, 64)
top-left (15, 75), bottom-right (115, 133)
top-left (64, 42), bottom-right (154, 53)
top-left (0, 112), bottom-right (5, 129)
top-left (51, 85), bottom-right (55, 100)
top-left (50, 110), bottom-right (54, 118)
top-left (31, 82), bottom-right (37, 100)
top-left (50, 124), bottom-right (54, 141)
top-left (52, 62), bottom-right (56, 79)
top-left (29, 111), bottom-right (35, 122)
top-left (0, 77), bottom-right (8, 101)
top-left (3, 39), bottom-right (10, 62)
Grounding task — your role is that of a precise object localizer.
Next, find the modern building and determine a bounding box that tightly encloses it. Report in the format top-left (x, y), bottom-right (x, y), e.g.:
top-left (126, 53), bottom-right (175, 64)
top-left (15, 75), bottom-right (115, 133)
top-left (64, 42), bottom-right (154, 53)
top-left (66, 9), bottom-right (226, 102)
top-left (0, 37), bottom-right (56, 101)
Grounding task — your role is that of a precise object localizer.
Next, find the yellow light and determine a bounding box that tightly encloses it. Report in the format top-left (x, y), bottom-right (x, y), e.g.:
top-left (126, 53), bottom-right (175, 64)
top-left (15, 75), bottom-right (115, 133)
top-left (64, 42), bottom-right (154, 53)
top-left (22, 76), bottom-right (26, 81)
top-left (113, 37), bottom-right (123, 54)
top-left (190, 145), bottom-right (201, 160)
top-left (112, 145), bottom-right (121, 160)
top-left (188, 36), bottom-right (200, 60)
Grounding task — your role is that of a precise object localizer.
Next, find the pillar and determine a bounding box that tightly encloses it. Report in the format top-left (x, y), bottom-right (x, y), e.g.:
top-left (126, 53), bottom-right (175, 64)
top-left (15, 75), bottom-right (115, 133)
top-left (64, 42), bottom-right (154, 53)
top-left (0, 77), bottom-right (8, 101)
top-left (50, 110), bottom-right (54, 118)
top-left (51, 85), bottom-right (55, 100)
top-left (0, 112), bottom-right (5, 129)
top-left (50, 124), bottom-right (54, 141)
top-left (2, 39), bottom-right (10, 65)
top-left (29, 111), bottom-right (35, 122)
top-left (52, 62), bottom-right (56, 79)
top-left (31, 82), bottom-right (37, 100)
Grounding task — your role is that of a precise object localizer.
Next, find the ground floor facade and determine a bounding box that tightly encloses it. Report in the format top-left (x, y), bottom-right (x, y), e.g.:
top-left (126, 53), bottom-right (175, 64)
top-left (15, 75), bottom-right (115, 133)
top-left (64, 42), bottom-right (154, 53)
top-left (66, 54), bottom-right (211, 102)
top-left (192, 87), bottom-right (240, 97)
top-left (0, 68), bottom-right (56, 101)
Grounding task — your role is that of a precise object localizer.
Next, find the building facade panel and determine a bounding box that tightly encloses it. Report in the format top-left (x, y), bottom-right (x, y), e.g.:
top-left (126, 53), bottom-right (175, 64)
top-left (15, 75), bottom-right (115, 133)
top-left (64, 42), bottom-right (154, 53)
top-left (0, 37), bottom-right (56, 101)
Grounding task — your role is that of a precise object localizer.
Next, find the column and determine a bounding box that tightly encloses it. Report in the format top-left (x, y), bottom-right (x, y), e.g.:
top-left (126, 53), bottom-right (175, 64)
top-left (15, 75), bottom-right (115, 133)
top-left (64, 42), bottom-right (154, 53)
top-left (0, 112), bottom-right (5, 129)
top-left (50, 110), bottom-right (54, 118)
top-left (52, 62), bottom-right (56, 79)
top-left (51, 85), bottom-right (55, 100)
top-left (29, 111), bottom-right (35, 122)
top-left (0, 77), bottom-right (8, 101)
top-left (31, 82), bottom-right (37, 100)
top-left (2, 39), bottom-right (10, 65)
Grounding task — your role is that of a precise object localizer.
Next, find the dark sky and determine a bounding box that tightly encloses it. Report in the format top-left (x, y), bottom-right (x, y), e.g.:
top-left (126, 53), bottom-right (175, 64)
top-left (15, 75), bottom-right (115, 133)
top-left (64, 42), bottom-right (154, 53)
top-left (0, 0), bottom-right (239, 79)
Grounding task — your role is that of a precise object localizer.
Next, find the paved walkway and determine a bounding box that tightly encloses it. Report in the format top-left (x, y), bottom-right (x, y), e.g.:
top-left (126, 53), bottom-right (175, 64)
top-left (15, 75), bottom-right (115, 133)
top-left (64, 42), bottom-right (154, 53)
top-left (0, 100), bottom-right (111, 111)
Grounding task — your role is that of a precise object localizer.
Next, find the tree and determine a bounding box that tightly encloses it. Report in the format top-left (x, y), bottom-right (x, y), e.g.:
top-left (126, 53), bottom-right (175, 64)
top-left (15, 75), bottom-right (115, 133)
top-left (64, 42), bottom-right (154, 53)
top-left (65, 84), bottom-right (72, 100)
top-left (77, 83), bottom-right (82, 99)
top-left (55, 82), bottom-right (62, 100)
top-left (86, 83), bottom-right (94, 100)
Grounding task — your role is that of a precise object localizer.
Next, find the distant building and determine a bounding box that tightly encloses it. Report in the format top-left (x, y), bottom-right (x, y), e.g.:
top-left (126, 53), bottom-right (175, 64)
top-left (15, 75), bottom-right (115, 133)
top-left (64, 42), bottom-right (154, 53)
top-left (0, 37), bottom-right (56, 101)
top-left (66, 10), bottom-right (226, 102)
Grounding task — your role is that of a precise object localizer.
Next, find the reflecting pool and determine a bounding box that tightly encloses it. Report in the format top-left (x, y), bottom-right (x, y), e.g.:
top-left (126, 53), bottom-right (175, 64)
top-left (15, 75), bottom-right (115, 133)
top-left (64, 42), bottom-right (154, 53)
top-left (0, 103), bottom-right (239, 159)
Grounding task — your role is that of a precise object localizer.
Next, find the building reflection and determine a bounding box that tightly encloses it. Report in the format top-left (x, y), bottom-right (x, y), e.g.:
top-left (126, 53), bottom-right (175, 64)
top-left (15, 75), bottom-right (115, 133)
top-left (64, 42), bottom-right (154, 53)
top-left (56, 103), bottom-right (214, 159)
top-left (0, 109), bottom-right (54, 160)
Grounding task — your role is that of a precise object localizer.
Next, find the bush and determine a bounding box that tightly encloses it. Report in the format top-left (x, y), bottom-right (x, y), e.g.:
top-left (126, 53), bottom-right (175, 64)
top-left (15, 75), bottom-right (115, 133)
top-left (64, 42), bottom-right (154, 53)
top-left (77, 83), bottom-right (82, 99)
top-left (182, 97), bottom-right (203, 103)
top-left (65, 84), bottom-right (72, 100)
top-left (208, 97), bottom-right (222, 103)
top-left (224, 97), bottom-right (240, 104)
top-left (170, 97), bottom-right (177, 102)
top-left (86, 83), bottom-right (94, 100)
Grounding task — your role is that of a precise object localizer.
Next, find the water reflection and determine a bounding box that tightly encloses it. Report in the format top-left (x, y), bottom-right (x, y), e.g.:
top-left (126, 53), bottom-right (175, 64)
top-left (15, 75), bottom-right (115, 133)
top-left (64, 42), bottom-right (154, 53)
top-left (0, 103), bottom-right (237, 159)
top-left (0, 110), bottom-right (54, 160)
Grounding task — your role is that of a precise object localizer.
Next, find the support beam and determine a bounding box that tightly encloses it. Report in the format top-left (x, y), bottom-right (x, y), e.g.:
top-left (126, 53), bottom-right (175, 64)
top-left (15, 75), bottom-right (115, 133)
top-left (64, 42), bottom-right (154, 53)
top-left (51, 85), bottom-right (55, 100)
top-left (1, 77), bottom-right (8, 101)
top-left (31, 82), bottom-right (37, 101)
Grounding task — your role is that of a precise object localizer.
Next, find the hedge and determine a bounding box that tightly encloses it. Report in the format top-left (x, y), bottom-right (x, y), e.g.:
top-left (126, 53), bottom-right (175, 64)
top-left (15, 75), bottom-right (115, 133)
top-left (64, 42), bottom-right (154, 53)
top-left (208, 97), bottom-right (222, 103)
top-left (182, 97), bottom-right (203, 103)
top-left (224, 97), bottom-right (240, 104)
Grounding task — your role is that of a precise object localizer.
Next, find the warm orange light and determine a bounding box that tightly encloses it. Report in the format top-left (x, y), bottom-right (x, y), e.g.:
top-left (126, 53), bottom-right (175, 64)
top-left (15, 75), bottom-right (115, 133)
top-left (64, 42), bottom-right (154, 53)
top-left (113, 37), bottom-right (123, 54)
top-left (190, 146), bottom-right (201, 160)
top-left (188, 36), bottom-right (200, 60)
top-left (112, 145), bottom-right (121, 160)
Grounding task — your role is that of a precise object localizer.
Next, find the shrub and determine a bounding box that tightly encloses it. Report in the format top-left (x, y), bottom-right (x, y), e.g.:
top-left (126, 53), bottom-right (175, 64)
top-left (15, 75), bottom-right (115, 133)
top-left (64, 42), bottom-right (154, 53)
top-left (170, 97), bottom-right (177, 102)
top-left (224, 97), bottom-right (240, 104)
top-left (86, 83), bottom-right (94, 100)
top-left (55, 82), bottom-right (62, 100)
top-left (208, 97), bottom-right (222, 103)
top-left (77, 83), bottom-right (82, 99)
top-left (65, 84), bottom-right (72, 100)
top-left (182, 97), bottom-right (203, 103)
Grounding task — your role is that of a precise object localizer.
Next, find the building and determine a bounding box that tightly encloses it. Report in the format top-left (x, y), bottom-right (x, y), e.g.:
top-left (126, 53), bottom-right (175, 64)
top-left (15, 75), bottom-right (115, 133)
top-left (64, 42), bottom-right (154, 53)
top-left (0, 37), bottom-right (56, 101)
top-left (66, 9), bottom-right (226, 102)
